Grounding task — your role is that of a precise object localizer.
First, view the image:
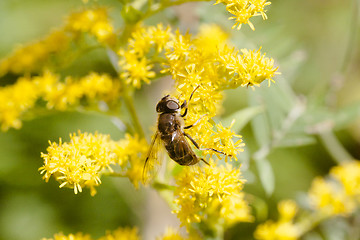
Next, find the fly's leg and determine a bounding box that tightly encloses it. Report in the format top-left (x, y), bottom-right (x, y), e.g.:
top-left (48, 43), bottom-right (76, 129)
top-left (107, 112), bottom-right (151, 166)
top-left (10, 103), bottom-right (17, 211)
top-left (181, 85), bottom-right (201, 117)
top-left (184, 114), bottom-right (208, 129)
top-left (183, 132), bottom-right (232, 158)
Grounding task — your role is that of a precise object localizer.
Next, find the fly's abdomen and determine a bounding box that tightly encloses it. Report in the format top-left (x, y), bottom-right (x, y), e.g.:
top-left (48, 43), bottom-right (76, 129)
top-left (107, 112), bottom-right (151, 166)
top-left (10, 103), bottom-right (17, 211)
top-left (162, 132), bottom-right (199, 166)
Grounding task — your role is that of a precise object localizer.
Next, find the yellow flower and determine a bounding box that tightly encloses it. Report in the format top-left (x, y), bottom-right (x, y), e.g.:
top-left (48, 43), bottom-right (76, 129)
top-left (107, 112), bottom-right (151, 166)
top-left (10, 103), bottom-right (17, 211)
top-left (117, 24), bottom-right (173, 89)
top-left (308, 177), bottom-right (356, 216)
top-left (254, 200), bottom-right (299, 240)
top-left (255, 221), bottom-right (299, 240)
top-left (43, 227), bottom-right (140, 240)
top-left (166, 30), bottom-right (192, 62)
top-left (214, 0), bottom-right (271, 30)
top-left (65, 7), bottom-right (116, 45)
top-left (0, 30), bottom-right (70, 76)
top-left (99, 227), bottom-right (140, 240)
top-left (173, 163), bottom-right (252, 231)
top-left (39, 131), bottom-right (118, 196)
top-left (330, 160), bottom-right (360, 198)
top-left (209, 120), bottom-right (245, 160)
top-left (40, 131), bottom-right (148, 194)
top-left (278, 200), bottom-right (298, 222)
top-left (0, 76), bottom-right (39, 131)
top-left (118, 50), bottom-right (156, 88)
top-left (37, 71), bottom-right (120, 110)
top-left (217, 46), bottom-right (279, 88)
top-left (128, 26), bottom-right (153, 56)
top-left (113, 134), bottom-right (148, 189)
top-left (194, 24), bottom-right (229, 55)
top-left (42, 232), bottom-right (92, 240)
top-left (156, 228), bottom-right (186, 240)
top-left (148, 24), bottom-right (172, 52)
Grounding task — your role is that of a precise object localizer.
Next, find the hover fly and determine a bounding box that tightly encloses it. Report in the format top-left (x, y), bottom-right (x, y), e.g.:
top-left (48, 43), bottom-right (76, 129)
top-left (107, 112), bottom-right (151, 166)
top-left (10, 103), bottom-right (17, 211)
top-left (143, 86), bottom-right (229, 182)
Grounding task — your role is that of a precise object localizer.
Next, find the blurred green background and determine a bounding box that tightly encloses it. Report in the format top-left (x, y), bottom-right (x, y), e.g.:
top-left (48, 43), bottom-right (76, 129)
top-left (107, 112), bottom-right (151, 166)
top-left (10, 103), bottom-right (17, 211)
top-left (0, 0), bottom-right (359, 239)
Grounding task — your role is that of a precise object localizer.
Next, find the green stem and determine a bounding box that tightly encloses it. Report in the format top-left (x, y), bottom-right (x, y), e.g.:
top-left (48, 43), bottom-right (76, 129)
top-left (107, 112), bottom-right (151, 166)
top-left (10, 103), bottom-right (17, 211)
top-left (297, 211), bottom-right (330, 237)
top-left (141, 0), bottom-right (212, 20)
top-left (122, 88), bottom-right (146, 138)
top-left (104, 172), bottom-right (128, 177)
top-left (340, 0), bottom-right (359, 74)
top-left (318, 131), bottom-right (353, 164)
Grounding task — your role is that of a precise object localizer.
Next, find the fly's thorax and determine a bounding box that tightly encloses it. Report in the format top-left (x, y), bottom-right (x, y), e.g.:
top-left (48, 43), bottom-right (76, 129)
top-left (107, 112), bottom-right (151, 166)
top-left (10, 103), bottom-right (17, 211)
top-left (157, 112), bottom-right (185, 134)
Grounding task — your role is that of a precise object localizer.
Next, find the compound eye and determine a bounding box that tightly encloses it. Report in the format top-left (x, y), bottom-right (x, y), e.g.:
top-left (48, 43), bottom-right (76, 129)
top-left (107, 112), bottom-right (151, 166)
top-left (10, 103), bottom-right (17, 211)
top-left (166, 100), bottom-right (179, 110)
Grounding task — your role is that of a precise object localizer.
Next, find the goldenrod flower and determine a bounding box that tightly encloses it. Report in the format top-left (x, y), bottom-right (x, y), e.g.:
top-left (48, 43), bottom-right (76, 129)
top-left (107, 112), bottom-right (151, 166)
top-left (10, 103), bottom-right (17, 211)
top-left (193, 24), bottom-right (229, 55)
top-left (166, 30), bottom-right (192, 62)
top-left (42, 232), bottom-right (92, 240)
top-left (38, 71), bottom-right (120, 110)
top-left (148, 24), bottom-right (172, 52)
top-left (254, 200), bottom-right (299, 240)
top-left (99, 227), bottom-right (140, 240)
top-left (39, 131), bottom-right (118, 196)
top-left (0, 30), bottom-right (70, 76)
top-left (0, 70), bottom-right (120, 130)
top-left (209, 121), bottom-right (245, 160)
top-left (65, 7), bottom-right (116, 45)
top-left (120, 24), bottom-right (278, 92)
top-left (113, 134), bottom-right (148, 189)
top-left (39, 131), bottom-right (148, 194)
top-left (173, 163), bottom-right (252, 231)
top-left (43, 227), bottom-right (140, 240)
top-left (308, 177), bottom-right (356, 216)
top-left (117, 24), bottom-right (173, 89)
top-left (0, 8), bottom-right (116, 77)
top-left (0, 76), bottom-right (39, 131)
top-left (330, 160), bottom-right (360, 198)
top-left (217, 46), bottom-right (279, 87)
top-left (118, 50), bottom-right (156, 88)
top-left (156, 228), bottom-right (186, 240)
top-left (214, 0), bottom-right (271, 30)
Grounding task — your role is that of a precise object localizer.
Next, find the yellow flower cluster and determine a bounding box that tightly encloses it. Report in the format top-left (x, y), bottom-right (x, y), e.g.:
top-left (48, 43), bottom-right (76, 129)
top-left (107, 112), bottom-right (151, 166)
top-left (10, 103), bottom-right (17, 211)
top-left (0, 70), bottom-right (120, 131)
top-left (37, 71), bottom-right (121, 111)
top-left (99, 227), bottom-right (140, 240)
top-left (156, 228), bottom-right (201, 240)
top-left (0, 76), bottom-right (39, 131)
top-left (308, 160), bottom-right (360, 216)
top-left (214, 0), bottom-right (271, 30)
top-left (42, 227), bottom-right (140, 240)
top-left (119, 24), bottom-right (278, 90)
top-left (0, 31), bottom-right (70, 77)
top-left (173, 163), bottom-right (252, 231)
top-left (65, 8), bottom-right (116, 46)
top-left (254, 200), bottom-right (299, 240)
top-left (0, 7), bottom-right (115, 76)
top-left (119, 24), bottom-right (278, 159)
top-left (113, 134), bottom-right (149, 189)
top-left (42, 233), bottom-right (92, 240)
top-left (39, 131), bottom-right (148, 195)
top-left (118, 24), bottom-right (171, 88)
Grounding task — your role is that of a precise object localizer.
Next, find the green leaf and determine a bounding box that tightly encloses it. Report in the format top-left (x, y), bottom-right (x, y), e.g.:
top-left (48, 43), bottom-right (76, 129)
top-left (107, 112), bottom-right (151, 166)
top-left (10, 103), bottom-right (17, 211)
top-left (334, 101), bottom-right (360, 129)
top-left (255, 157), bottom-right (275, 196)
top-left (248, 91), bottom-right (271, 147)
top-left (274, 134), bottom-right (316, 147)
top-left (107, 49), bottom-right (120, 73)
top-left (222, 106), bottom-right (264, 133)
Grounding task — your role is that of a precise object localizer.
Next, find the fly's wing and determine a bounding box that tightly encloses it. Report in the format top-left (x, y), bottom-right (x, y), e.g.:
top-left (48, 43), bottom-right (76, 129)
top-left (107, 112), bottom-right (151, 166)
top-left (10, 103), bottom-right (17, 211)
top-left (142, 131), bottom-right (163, 184)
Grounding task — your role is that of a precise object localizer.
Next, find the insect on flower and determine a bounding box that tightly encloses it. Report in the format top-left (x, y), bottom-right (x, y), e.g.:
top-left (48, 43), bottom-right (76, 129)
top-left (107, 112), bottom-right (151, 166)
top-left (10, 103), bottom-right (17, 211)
top-left (143, 86), bottom-right (230, 182)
